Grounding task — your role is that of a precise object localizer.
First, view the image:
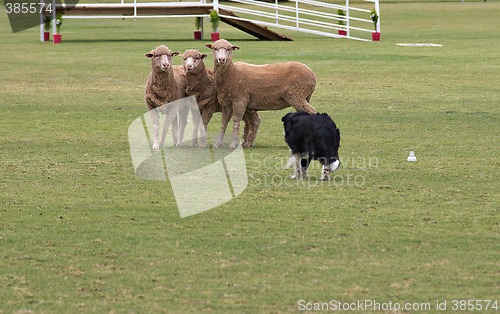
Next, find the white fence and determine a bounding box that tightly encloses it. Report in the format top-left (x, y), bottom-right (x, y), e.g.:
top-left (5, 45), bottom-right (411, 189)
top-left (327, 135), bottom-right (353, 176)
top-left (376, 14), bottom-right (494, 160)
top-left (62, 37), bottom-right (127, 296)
top-left (215, 0), bottom-right (380, 41)
top-left (41, 0), bottom-right (380, 41)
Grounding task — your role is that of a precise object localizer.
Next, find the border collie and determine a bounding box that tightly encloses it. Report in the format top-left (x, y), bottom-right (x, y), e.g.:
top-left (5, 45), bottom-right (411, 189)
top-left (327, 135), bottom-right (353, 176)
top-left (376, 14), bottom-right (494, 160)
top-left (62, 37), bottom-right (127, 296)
top-left (282, 111), bottom-right (340, 180)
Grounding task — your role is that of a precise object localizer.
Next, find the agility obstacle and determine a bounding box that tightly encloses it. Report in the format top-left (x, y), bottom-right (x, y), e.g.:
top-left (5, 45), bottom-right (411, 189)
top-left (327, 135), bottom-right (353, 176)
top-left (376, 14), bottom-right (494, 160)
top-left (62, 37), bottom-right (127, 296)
top-left (40, 0), bottom-right (380, 41)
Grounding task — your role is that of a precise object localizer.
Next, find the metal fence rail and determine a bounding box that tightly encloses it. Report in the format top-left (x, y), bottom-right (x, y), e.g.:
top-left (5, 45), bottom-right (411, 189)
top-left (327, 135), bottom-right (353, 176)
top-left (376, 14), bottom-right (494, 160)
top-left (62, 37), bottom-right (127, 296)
top-left (215, 0), bottom-right (380, 41)
top-left (40, 0), bottom-right (380, 41)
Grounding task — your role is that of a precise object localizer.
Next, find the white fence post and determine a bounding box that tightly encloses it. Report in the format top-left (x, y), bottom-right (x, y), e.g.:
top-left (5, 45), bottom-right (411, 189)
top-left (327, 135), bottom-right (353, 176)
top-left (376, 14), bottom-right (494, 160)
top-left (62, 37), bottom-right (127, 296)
top-left (375, 0), bottom-right (380, 33)
top-left (52, 0), bottom-right (56, 35)
top-left (345, 0), bottom-right (350, 37)
top-left (295, 0), bottom-right (299, 29)
top-left (275, 0), bottom-right (278, 25)
top-left (39, 0), bottom-right (44, 42)
top-left (213, 0), bottom-right (218, 13)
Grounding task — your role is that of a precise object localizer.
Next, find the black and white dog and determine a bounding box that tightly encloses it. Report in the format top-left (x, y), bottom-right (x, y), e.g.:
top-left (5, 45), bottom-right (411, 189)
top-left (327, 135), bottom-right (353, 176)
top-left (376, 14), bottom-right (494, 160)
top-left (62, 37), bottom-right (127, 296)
top-left (282, 111), bottom-right (340, 180)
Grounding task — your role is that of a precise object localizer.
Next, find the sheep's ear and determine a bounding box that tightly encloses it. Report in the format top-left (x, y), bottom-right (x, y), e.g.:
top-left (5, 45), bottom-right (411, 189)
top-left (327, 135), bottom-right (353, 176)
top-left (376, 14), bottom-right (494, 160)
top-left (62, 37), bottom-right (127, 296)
top-left (201, 53), bottom-right (208, 59)
top-left (205, 43), bottom-right (214, 49)
top-left (232, 45), bottom-right (241, 51)
top-left (145, 52), bottom-right (154, 58)
top-left (172, 51), bottom-right (180, 57)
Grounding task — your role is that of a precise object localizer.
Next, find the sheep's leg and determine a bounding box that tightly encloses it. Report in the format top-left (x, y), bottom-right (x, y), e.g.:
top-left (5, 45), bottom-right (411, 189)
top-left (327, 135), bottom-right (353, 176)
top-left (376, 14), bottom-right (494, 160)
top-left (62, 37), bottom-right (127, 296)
top-left (229, 119), bottom-right (241, 149)
top-left (176, 105), bottom-right (189, 147)
top-left (199, 106), bottom-right (215, 148)
top-left (159, 108), bottom-right (179, 149)
top-left (149, 109), bottom-right (161, 150)
top-left (190, 119), bottom-right (199, 147)
top-left (201, 109), bottom-right (214, 132)
top-left (229, 103), bottom-right (246, 149)
top-left (190, 108), bottom-right (202, 147)
top-left (290, 99), bottom-right (317, 114)
top-left (242, 118), bottom-right (250, 146)
top-left (242, 110), bottom-right (261, 148)
top-left (214, 106), bottom-right (232, 148)
top-left (241, 110), bottom-right (253, 147)
top-left (159, 114), bottom-right (169, 149)
top-left (171, 115), bottom-right (179, 147)
top-left (198, 119), bottom-right (207, 148)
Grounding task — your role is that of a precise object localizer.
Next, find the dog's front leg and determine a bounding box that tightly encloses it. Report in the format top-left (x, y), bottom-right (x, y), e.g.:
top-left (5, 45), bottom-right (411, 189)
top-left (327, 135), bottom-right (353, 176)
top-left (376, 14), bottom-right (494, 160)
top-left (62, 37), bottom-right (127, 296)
top-left (288, 153), bottom-right (300, 179)
top-left (300, 155), bottom-right (310, 179)
top-left (319, 165), bottom-right (331, 181)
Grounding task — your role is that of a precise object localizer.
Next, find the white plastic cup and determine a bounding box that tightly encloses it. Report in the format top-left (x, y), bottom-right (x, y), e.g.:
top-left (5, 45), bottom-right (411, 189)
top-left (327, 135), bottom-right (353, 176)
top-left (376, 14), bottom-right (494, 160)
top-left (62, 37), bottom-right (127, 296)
top-left (407, 151), bottom-right (417, 162)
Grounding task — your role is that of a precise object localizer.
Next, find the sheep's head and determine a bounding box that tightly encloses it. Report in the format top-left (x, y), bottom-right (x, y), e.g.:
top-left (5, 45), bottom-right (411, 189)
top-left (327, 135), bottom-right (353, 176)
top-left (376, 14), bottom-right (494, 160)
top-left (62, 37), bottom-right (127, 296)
top-left (205, 39), bottom-right (240, 66)
top-left (145, 45), bottom-right (180, 72)
top-left (181, 49), bottom-right (207, 74)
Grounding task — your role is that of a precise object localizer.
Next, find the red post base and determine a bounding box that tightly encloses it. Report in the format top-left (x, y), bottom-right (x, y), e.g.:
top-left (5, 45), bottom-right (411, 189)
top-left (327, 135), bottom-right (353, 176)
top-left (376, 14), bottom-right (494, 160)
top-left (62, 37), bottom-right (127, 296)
top-left (211, 32), bottom-right (220, 42)
top-left (194, 31), bottom-right (202, 40)
top-left (53, 34), bottom-right (62, 44)
top-left (372, 32), bottom-right (380, 41)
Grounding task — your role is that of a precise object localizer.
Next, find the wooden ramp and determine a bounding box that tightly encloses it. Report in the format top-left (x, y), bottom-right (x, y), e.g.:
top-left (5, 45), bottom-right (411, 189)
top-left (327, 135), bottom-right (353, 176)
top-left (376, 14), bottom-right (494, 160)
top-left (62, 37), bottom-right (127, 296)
top-left (219, 8), bottom-right (292, 41)
top-left (53, 3), bottom-right (292, 41)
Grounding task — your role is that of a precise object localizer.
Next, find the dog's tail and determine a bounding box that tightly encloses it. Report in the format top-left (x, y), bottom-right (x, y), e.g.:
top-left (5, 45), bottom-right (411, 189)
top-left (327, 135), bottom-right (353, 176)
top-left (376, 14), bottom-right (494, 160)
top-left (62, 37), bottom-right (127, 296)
top-left (330, 159), bottom-right (340, 172)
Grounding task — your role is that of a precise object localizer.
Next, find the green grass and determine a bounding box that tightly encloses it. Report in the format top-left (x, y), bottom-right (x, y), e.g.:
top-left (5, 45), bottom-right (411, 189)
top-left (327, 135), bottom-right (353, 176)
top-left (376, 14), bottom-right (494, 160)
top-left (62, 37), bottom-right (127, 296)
top-left (1, 2), bottom-right (499, 313)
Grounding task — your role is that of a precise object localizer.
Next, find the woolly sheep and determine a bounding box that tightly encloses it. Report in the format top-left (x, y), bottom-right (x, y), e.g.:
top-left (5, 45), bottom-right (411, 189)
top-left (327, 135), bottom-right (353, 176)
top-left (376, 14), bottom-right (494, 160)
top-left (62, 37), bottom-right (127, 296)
top-left (144, 45), bottom-right (196, 149)
top-left (182, 49), bottom-right (261, 148)
top-left (205, 39), bottom-right (317, 149)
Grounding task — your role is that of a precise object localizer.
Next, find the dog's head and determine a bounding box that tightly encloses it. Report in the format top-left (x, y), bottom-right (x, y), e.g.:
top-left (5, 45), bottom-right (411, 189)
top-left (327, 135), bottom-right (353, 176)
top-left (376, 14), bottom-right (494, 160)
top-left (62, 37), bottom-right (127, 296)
top-left (281, 112), bottom-right (295, 135)
top-left (281, 112), bottom-right (294, 124)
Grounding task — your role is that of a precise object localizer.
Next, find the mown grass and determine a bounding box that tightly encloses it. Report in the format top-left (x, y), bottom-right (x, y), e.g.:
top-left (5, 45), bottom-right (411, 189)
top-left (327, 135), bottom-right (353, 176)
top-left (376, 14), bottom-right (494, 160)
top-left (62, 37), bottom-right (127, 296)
top-left (1, 2), bottom-right (499, 313)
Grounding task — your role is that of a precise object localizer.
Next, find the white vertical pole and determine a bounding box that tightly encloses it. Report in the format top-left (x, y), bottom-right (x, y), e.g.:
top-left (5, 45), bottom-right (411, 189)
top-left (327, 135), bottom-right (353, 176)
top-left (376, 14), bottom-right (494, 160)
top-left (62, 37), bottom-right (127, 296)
top-left (213, 0), bottom-right (218, 13)
top-left (345, 0), bottom-right (349, 36)
top-left (375, 0), bottom-right (380, 33)
top-left (295, 0), bottom-right (299, 29)
top-left (39, 0), bottom-right (44, 42)
top-left (275, 0), bottom-right (278, 25)
top-left (201, 17), bottom-right (204, 39)
top-left (133, 0), bottom-right (137, 18)
top-left (52, 0), bottom-right (56, 35)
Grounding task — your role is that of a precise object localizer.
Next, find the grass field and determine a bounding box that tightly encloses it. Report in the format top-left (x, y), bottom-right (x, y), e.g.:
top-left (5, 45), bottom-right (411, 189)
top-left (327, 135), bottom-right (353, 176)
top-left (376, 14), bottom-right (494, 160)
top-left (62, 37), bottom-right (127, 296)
top-left (1, 1), bottom-right (499, 313)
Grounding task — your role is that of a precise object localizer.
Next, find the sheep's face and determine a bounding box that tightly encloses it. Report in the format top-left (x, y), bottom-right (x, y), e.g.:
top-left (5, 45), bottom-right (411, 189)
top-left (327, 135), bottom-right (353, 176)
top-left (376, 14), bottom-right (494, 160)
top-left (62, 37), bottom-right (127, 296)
top-left (205, 40), bottom-right (240, 66)
top-left (145, 45), bottom-right (180, 73)
top-left (182, 50), bottom-right (207, 74)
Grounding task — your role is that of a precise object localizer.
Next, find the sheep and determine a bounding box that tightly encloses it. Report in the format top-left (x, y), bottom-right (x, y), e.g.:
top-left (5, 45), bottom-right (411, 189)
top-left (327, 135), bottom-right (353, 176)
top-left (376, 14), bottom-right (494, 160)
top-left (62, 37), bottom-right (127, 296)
top-left (181, 49), bottom-right (261, 148)
top-left (205, 39), bottom-right (317, 149)
top-left (144, 45), bottom-right (193, 149)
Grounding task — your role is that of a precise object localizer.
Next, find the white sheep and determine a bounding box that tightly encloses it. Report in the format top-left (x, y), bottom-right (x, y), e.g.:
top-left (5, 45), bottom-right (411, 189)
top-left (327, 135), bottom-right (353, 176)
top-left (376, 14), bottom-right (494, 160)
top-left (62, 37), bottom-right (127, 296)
top-left (182, 49), bottom-right (261, 148)
top-left (144, 45), bottom-right (193, 149)
top-left (205, 39), bottom-right (317, 149)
